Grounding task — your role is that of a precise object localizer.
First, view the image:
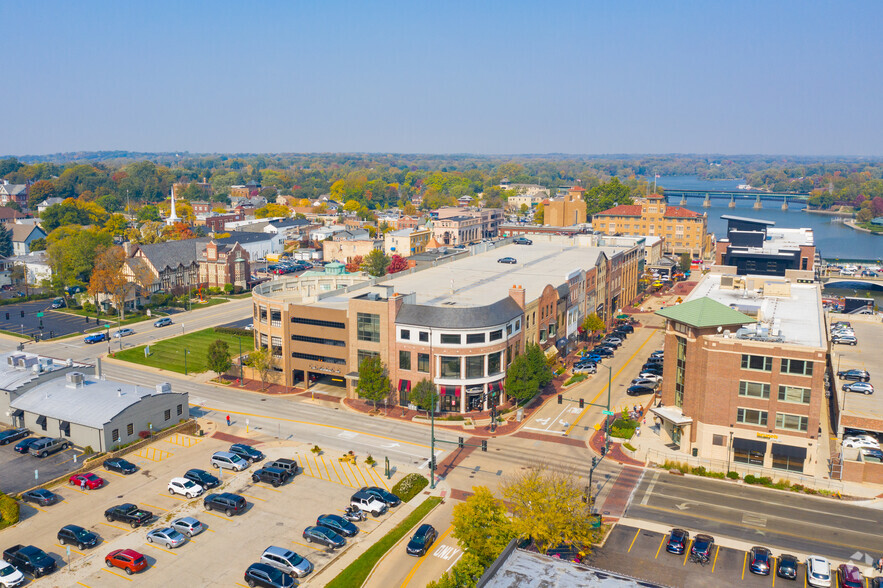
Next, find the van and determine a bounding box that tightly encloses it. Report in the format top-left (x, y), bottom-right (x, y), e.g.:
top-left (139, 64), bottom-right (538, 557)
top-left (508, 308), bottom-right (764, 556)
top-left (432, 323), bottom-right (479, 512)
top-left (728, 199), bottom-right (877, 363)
top-left (153, 317), bottom-right (172, 328)
top-left (210, 451), bottom-right (249, 471)
top-left (351, 490), bottom-right (389, 517)
top-left (260, 546), bottom-right (313, 578)
top-left (29, 437), bottom-right (69, 458)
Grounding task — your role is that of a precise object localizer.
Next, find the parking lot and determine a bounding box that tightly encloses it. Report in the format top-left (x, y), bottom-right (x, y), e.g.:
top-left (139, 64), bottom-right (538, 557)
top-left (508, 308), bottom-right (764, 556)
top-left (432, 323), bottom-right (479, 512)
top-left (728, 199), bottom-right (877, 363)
top-left (0, 299), bottom-right (92, 339)
top-left (586, 525), bottom-right (813, 587)
top-left (0, 434), bottom-right (83, 495)
top-left (834, 318), bottom-right (883, 433)
top-left (0, 431), bottom-right (409, 587)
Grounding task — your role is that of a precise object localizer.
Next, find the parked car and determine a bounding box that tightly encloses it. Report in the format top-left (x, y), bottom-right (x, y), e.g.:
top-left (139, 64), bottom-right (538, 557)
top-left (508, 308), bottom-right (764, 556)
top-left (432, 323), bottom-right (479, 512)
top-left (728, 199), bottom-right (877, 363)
top-left (105, 549), bottom-right (147, 575)
top-left (57, 525), bottom-right (99, 550)
top-left (251, 466), bottom-right (290, 487)
top-left (690, 534), bottom-right (714, 563)
top-left (512, 237), bottom-right (533, 245)
top-left (406, 524), bottom-right (438, 556)
top-left (69, 472), bottom-right (105, 490)
top-left (204, 492), bottom-right (247, 516)
top-left (153, 317), bottom-right (173, 328)
top-left (2, 545), bottom-right (55, 578)
top-left (113, 328), bottom-right (135, 338)
top-left (842, 437), bottom-right (880, 449)
top-left (645, 356), bottom-right (664, 364)
top-left (616, 324), bottom-right (635, 333)
top-left (104, 458), bottom-right (137, 474)
top-left (573, 363), bottom-right (597, 374)
top-left (351, 490), bottom-right (388, 517)
top-left (631, 378), bottom-right (658, 388)
top-left (0, 562), bottom-right (23, 588)
top-left (497, 257), bottom-right (517, 264)
top-left (316, 514), bottom-right (358, 537)
top-left (748, 546), bottom-right (772, 575)
top-left (168, 477), bottom-right (204, 498)
top-left (837, 369), bottom-right (870, 382)
top-left (211, 451), bottom-right (250, 471)
top-left (184, 468), bottom-right (220, 489)
top-left (230, 443), bottom-right (265, 463)
top-left (665, 528), bottom-right (689, 554)
top-left (104, 504), bottom-right (153, 528)
top-left (49, 297), bottom-right (66, 309)
top-left (832, 335), bottom-right (858, 345)
top-left (361, 486), bottom-right (401, 507)
top-left (592, 347), bottom-right (614, 357)
top-left (638, 372), bottom-right (663, 383)
top-left (84, 333), bottom-right (107, 344)
top-left (302, 526), bottom-right (346, 549)
top-left (146, 527), bottom-right (187, 549)
top-left (21, 489), bottom-right (59, 507)
top-left (29, 437), bottom-right (68, 457)
top-left (860, 447), bottom-right (883, 462)
top-left (171, 517), bottom-right (205, 537)
top-left (13, 438), bottom-right (39, 454)
top-left (843, 382), bottom-right (874, 395)
top-left (0, 428), bottom-right (29, 445)
top-left (627, 384), bottom-right (656, 396)
top-left (837, 564), bottom-right (863, 588)
top-left (260, 546), bottom-right (312, 578)
top-left (777, 553), bottom-right (798, 580)
top-left (266, 458), bottom-right (298, 476)
top-left (244, 562), bottom-right (295, 588)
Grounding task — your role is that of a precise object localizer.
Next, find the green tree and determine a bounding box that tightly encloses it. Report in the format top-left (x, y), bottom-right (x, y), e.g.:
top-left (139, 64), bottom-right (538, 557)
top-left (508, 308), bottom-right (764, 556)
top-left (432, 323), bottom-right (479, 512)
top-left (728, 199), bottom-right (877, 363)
top-left (504, 353), bottom-right (539, 405)
top-left (45, 226), bottom-right (112, 288)
top-left (136, 204), bottom-right (161, 222)
top-left (525, 343), bottom-right (553, 388)
top-left (584, 177), bottom-right (633, 215)
top-left (356, 355), bottom-right (390, 410)
top-left (519, 203), bottom-right (529, 215)
top-left (246, 346), bottom-right (274, 391)
top-left (581, 312), bottom-right (606, 343)
top-left (410, 379), bottom-right (438, 416)
top-left (533, 205), bottom-right (544, 224)
top-left (206, 339), bottom-right (232, 378)
top-left (361, 249), bottom-right (390, 277)
top-left (857, 200), bottom-right (874, 223)
top-left (27, 179), bottom-right (56, 209)
top-left (0, 224), bottom-right (11, 257)
top-left (451, 486), bottom-right (516, 564)
top-left (501, 464), bottom-right (598, 555)
top-left (426, 552), bottom-right (487, 588)
top-left (678, 252), bottom-right (692, 272)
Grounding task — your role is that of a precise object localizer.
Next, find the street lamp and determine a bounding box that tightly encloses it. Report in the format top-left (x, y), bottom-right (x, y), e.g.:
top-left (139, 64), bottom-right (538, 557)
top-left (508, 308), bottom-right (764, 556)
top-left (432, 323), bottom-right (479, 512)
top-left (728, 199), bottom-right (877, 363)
top-left (238, 336), bottom-right (243, 386)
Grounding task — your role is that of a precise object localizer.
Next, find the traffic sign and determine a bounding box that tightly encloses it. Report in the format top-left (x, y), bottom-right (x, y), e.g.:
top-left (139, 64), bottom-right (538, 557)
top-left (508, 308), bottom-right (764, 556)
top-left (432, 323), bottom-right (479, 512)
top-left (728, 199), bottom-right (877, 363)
top-left (602, 410), bottom-right (614, 416)
top-left (104, 324), bottom-right (111, 328)
top-left (36, 312), bottom-right (44, 318)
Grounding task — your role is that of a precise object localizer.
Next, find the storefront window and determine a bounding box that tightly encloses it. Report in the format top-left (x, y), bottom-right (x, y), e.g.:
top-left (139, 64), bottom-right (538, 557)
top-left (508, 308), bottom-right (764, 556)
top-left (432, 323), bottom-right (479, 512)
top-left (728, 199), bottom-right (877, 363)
top-left (465, 356), bottom-right (484, 378)
top-left (440, 356), bottom-right (461, 379)
top-left (487, 352), bottom-right (502, 375)
top-left (417, 353), bottom-right (430, 373)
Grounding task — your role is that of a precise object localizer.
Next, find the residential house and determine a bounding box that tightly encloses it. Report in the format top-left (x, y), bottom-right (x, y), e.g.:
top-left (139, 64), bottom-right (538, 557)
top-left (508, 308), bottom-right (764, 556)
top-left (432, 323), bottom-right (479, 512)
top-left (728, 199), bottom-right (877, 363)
top-left (11, 224), bottom-right (47, 256)
top-left (0, 207), bottom-right (29, 224)
top-left (36, 197), bottom-right (64, 214)
top-left (0, 182), bottom-right (27, 208)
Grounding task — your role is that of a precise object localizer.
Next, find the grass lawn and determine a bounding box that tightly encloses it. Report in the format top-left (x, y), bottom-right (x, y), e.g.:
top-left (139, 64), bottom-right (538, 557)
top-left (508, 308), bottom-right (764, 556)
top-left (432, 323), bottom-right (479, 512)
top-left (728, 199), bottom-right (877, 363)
top-left (114, 327), bottom-right (254, 374)
top-left (325, 496), bottom-right (442, 588)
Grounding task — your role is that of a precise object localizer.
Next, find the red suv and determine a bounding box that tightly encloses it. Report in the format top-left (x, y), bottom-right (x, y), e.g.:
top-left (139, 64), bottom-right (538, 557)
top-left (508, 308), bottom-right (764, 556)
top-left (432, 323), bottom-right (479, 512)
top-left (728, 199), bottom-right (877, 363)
top-left (105, 549), bottom-right (147, 575)
top-left (838, 564), bottom-right (863, 588)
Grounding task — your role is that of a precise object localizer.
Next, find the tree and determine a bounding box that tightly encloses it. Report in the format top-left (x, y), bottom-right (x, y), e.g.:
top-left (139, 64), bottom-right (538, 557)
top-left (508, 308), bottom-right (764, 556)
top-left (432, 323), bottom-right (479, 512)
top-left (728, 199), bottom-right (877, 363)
top-left (410, 379), bottom-right (438, 416)
top-left (343, 199), bottom-right (361, 213)
top-left (519, 203), bottom-right (529, 215)
top-left (504, 353), bottom-right (539, 405)
top-left (255, 203), bottom-right (291, 218)
top-left (104, 214), bottom-right (129, 237)
top-left (533, 205), bottom-right (544, 224)
top-left (163, 222), bottom-right (194, 241)
top-left (525, 343), bottom-right (553, 388)
top-left (136, 204), bottom-right (161, 222)
top-left (857, 200), bottom-right (874, 223)
top-left (27, 179), bottom-right (56, 209)
top-left (40, 198), bottom-right (109, 231)
top-left (9, 264), bottom-right (26, 288)
top-left (247, 346), bottom-right (274, 391)
top-left (0, 224), bottom-right (11, 257)
top-left (28, 237), bottom-right (46, 252)
top-left (584, 177), bottom-right (633, 215)
top-left (581, 312), bottom-right (606, 343)
top-left (356, 355), bottom-right (390, 410)
top-left (361, 249), bottom-right (390, 277)
top-left (451, 486), bottom-right (516, 564)
top-left (46, 226), bottom-right (113, 290)
top-left (206, 339), bottom-right (232, 378)
top-left (678, 252), bottom-right (691, 272)
top-left (402, 201), bottom-right (417, 215)
top-left (387, 254), bottom-right (408, 274)
top-left (345, 255), bottom-right (363, 273)
top-left (500, 464), bottom-right (598, 555)
top-left (88, 246), bottom-right (130, 319)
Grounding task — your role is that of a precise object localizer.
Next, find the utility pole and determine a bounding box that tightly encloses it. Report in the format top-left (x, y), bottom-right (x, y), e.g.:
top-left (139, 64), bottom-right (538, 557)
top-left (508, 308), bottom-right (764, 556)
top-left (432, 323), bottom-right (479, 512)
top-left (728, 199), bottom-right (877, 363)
top-left (238, 336), bottom-right (244, 385)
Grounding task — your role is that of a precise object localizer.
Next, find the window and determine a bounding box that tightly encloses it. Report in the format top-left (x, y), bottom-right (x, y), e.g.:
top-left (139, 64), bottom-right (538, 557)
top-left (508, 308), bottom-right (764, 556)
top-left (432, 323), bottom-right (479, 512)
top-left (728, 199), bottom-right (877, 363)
top-left (291, 334), bottom-right (346, 347)
top-left (400, 329), bottom-right (410, 340)
top-left (466, 333), bottom-right (485, 344)
top-left (712, 434), bottom-right (726, 446)
top-left (734, 446), bottom-right (765, 466)
top-left (164, 409), bottom-right (171, 421)
top-left (399, 350), bottom-right (411, 371)
top-left (270, 309), bottom-right (282, 327)
top-left (259, 306), bottom-right (267, 323)
top-left (177, 404), bottom-right (183, 416)
top-left (127, 423), bottom-right (134, 436)
top-left (738, 381), bottom-right (770, 399)
top-left (465, 356), bottom-right (484, 378)
top-left (506, 324), bottom-right (513, 335)
top-left (356, 313), bottom-right (380, 342)
top-left (487, 351), bottom-right (502, 375)
top-left (780, 358), bottom-right (813, 376)
top-left (539, 329), bottom-right (546, 343)
top-left (778, 385), bottom-right (811, 404)
top-left (417, 353), bottom-right (430, 373)
top-left (292, 352), bottom-right (346, 365)
top-left (741, 354), bottom-right (772, 372)
top-left (271, 336), bottom-right (282, 357)
top-left (775, 413), bottom-right (808, 432)
top-left (440, 356), bottom-right (461, 378)
top-left (440, 333), bottom-right (461, 345)
top-left (291, 316), bottom-right (345, 329)
top-left (112, 429), bottom-right (119, 442)
top-left (489, 329), bottom-right (503, 341)
top-left (736, 408), bottom-right (768, 427)
top-left (419, 331), bottom-right (429, 342)
top-left (674, 336), bottom-right (686, 408)
top-left (357, 349), bottom-right (379, 365)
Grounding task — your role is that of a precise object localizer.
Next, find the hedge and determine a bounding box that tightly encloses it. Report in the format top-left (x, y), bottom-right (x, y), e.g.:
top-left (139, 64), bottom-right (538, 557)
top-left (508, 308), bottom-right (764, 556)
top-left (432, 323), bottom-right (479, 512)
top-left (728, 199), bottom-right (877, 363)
top-left (0, 493), bottom-right (20, 530)
top-left (214, 326), bottom-right (253, 337)
top-left (391, 473), bottom-right (429, 503)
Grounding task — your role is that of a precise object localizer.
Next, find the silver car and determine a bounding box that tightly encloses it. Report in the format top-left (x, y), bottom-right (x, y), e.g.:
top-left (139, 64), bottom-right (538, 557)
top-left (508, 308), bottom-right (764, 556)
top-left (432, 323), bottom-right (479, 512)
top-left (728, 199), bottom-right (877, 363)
top-left (260, 545), bottom-right (313, 578)
top-left (146, 527), bottom-right (187, 549)
top-left (171, 517), bottom-right (205, 537)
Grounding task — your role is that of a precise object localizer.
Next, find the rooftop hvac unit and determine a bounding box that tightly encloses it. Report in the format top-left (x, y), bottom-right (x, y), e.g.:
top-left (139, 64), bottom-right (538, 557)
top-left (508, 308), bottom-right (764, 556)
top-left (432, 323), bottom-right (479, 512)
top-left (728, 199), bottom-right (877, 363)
top-left (156, 382), bottom-right (172, 394)
top-left (65, 372), bottom-right (85, 388)
top-left (7, 354), bottom-right (24, 367)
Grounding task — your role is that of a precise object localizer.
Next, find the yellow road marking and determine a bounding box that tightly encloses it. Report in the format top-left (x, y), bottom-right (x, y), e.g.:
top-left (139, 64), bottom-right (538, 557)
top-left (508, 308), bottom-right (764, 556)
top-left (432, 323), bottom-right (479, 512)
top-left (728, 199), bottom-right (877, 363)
top-left (337, 459), bottom-right (356, 487)
top-left (742, 552), bottom-right (747, 580)
top-left (301, 454), bottom-right (314, 476)
top-left (56, 543), bottom-right (84, 556)
top-left (100, 567), bottom-right (133, 581)
top-left (99, 522), bottom-right (130, 532)
top-left (401, 525), bottom-right (454, 588)
top-left (144, 542), bottom-right (178, 556)
top-left (654, 535), bottom-right (666, 559)
top-left (321, 454), bottom-right (332, 483)
top-left (163, 493), bottom-right (188, 501)
top-left (76, 582), bottom-right (92, 587)
top-left (565, 328), bottom-right (655, 435)
top-left (628, 528), bottom-right (640, 553)
top-left (312, 454), bottom-right (321, 480)
top-left (202, 511), bottom-right (233, 521)
top-left (369, 466), bottom-right (391, 491)
top-left (291, 540), bottom-right (323, 551)
top-left (255, 484), bottom-right (283, 493)
top-left (772, 557), bottom-right (776, 586)
top-left (140, 502), bottom-right (169, 512)
top-left (28, 503), bottom-right (46, 513)
top-left (712, 545), bottom-right (720, 573)
top-left (239, 492), bottom-right (265, 502)
top-left (101, 469), bottom-right (128, 478)
top-left (67, 486), bottom-right (90, 495)
top-left (683, 539), bottom-right (691, 566)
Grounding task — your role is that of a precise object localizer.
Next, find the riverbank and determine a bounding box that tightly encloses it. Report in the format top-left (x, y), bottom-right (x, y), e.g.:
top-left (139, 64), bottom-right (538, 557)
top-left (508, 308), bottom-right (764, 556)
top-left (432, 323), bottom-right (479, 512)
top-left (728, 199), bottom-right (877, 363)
top-left (803, 207), bottom-right (854, 217)
top-left (844, 218), bottom-right (883, 235)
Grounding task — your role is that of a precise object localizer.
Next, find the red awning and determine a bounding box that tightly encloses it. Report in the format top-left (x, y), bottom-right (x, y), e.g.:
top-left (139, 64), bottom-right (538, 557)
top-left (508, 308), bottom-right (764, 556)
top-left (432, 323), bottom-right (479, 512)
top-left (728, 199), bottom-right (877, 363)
top-left (398, 379), bottom-right (411, 393)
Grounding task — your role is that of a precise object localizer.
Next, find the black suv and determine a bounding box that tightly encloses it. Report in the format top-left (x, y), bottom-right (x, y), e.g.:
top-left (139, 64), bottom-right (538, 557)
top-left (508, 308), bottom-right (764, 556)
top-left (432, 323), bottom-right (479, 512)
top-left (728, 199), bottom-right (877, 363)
top-left (251, 466), bottom-right (290, 487)
top-left (184, 468), bottom-right (220, 489)
top-left (230, 443), bottom-right (265, 463)
top-left (838, 369), bottom-right (870, 382)
top-left (204, 492), bottom-right (247, 516)
top-left (57, 525), bottom-right (99, 550)
top-left (266, 458), bottom-right (298, 476)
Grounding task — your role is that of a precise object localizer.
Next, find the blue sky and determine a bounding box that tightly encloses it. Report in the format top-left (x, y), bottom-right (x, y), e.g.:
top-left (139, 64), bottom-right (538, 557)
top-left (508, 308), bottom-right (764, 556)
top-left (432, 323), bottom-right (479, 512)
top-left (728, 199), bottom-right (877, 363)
top-left (3, 1), bottom-right (882, 155)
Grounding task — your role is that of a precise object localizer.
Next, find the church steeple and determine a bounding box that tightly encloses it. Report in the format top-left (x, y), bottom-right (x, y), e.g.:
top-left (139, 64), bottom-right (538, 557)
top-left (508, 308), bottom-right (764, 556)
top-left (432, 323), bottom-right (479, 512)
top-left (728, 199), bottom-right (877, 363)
top-left (166, 188), bottom-right (180, 226)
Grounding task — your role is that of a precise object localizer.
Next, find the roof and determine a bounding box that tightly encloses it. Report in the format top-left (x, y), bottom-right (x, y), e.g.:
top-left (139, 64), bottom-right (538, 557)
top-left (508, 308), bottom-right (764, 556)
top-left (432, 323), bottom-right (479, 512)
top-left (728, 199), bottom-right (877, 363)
top-left (268, 219), bottom-right (309, 228)
top-left (135, 238), bottom-right (210, 271)
top-left (0, 207), bottom-right (27, 220)
top-left (10, 224), bottom-right (44, 242)
top-left (396, 297), bottom-right (523, 329)
top-left (0, 352), bottom-right (85, 392)
top-left (663, 206), bottom-right (701, 218)
top-left (10, 374), bottom-right (185, 429)
top-left (569, 186), bottom-right (586, 192)
top-left (655, 297), bottom-right (753, 329)
top-left (721, 215), bottom-right (776, 227)
top-left (594, 205), bottom-right (642, 217)
top-left (216, 232), bottom-right (276, 244)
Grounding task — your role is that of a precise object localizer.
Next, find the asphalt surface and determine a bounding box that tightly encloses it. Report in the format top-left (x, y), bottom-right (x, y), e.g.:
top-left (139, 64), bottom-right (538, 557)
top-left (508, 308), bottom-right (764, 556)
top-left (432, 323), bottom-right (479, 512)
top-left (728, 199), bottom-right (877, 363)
top-left (0, 299), bottom-right (91, 339)
top-left (0, 436), bottom-right (83, 494)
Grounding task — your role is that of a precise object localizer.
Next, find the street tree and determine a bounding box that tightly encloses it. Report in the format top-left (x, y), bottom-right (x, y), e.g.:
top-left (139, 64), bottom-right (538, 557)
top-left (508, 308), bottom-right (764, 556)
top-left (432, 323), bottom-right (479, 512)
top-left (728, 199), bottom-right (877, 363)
top-left (0, 224), bottom-right (11, 257)
top-left (387, 254), bottom-right (408, 274)
top-left (47, 226), bottom-right (113, 293)
top-left (361, 249), bottom-right (390, 277)
top-left (410, 379), bottom-right (438, 416)
top-left (581, 312), bottom-right (606, 343)
top-left (356, 355), bottom-right (390, 410)
top-left (247, 346), bottom-right (274, 391)
top-left (206, 339), bottom-right (232, 378)
top-left (500, 464), bottom-right (599, 555)
top-left (504, 353), bottom-right (538, 406)
top-left (525, 343), bottom-right (553, 388)
top-left (88, 246), bottom-right (130, 320)
top-left (678, 252), bottom-right (691, 272)
top-left (9, 264), bottom-right (26, 288)
top-left (345, 255), bottom-right (363, 273)
top-left (451, 486), bottom-right (516, 564)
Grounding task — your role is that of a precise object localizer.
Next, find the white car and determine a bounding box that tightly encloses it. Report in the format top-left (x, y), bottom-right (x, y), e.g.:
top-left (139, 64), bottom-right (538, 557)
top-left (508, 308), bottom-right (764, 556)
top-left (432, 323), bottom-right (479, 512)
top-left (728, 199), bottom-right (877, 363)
top-left (168, 477), bottom-right (204, 498)
top-left (638, 372), bottom-right (663, 383)
top-left (805, 555), bottom-right (831, 588)
top-left (842, 437), bottom-right (880, 449)
top-left (631, 377), bottom-right (658, 388)
top-left (0, 562), bottom-right (24, 588)
top-left (113, 328), bottom-right (135, 338)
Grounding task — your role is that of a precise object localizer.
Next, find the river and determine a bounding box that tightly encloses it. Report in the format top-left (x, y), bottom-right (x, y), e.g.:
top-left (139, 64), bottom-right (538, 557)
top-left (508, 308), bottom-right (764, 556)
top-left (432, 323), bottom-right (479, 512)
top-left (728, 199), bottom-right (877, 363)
top-left (650, 176), bottom-right (883, 262)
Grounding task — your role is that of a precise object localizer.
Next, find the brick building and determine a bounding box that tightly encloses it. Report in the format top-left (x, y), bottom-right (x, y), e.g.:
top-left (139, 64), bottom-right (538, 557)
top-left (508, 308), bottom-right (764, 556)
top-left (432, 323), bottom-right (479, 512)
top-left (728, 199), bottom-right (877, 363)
top-left (198, 240), bottom-right (250, 290)
top-left (542, 186), bottom-right (587, 226)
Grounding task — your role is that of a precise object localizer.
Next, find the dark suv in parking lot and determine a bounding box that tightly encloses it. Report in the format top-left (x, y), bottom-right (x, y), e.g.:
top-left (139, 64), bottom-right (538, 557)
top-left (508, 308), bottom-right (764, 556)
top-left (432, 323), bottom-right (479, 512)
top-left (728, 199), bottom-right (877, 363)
top-left (251, 466), bottom-right (290, 487)
top-left (204, 492), bottom-right (247, 516)
top-left (838, 369), bottom-right (870, 382)
top-left (229, 443), bottom-right (264, 463)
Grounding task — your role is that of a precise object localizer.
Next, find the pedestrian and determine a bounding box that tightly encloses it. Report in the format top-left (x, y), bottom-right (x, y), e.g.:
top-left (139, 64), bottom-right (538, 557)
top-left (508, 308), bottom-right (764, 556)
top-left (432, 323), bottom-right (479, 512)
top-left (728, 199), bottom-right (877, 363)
top-left (226, 415), bottom-right (231, 426)
top-left (80, 478), bottom-right (86, 490)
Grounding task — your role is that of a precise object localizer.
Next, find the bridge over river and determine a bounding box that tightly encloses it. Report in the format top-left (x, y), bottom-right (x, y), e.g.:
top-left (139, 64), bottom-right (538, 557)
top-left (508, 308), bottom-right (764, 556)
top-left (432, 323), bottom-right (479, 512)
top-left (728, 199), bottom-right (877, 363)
top-left (662, 188), bottom-right (811, 209)
top-left (820, 275), bottom-right (883, 291)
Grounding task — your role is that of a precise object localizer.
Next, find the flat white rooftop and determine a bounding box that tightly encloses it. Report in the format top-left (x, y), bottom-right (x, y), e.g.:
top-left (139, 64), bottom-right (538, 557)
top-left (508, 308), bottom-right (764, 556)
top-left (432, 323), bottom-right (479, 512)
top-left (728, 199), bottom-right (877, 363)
top-left (765, 227), bottom-right (814, 249)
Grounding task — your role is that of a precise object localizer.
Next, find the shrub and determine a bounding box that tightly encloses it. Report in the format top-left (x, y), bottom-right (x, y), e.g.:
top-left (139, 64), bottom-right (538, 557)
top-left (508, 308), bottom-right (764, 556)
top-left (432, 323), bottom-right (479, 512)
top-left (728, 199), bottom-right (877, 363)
top-left (744, 474), bottom-right (757, 484)
top-left (622, 442), bottom-right (636, 452)
top-left (726, 471), bottom-right (739, 480)
top-left (0, 493), bottom-right (20, 529)
top-left (82, 445), bottom-right (94, 456)
top-left (365, 455), bottom-right (376, 467)
top-left (214, 326), bottom-right (253, 337)
top-left (391, 473), bottom-right (429, 503)
top-left (223, 283), bottom-right (234, 294)
top-left (138, 430), bottom-right (151, 440)
top-left (310, 445), bottom-right (322, 454)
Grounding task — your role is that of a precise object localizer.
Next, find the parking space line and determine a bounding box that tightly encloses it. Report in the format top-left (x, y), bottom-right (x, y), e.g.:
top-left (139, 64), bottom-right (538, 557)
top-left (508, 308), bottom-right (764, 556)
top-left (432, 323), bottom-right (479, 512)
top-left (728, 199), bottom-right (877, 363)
top-left (627, 529), bottom-right (640, 553)
top-left (312, 454), bottom-right (321, 479)
top-left (742, 551), bottom-right (747, 580)
top-left (256, 484), bottom-right (282, 493)
top-left (365, 464), bottom-right (388, 490)
top-left (350, 461), bottom-right (370, 487)
top-left (144, 542), bottom-right (177, 556)
top-left (683, 539), bottom-right (691, 566)
top-left (771, 557), bottom-right (776, 586)
top-left (320, 454), bottom-right (333, 482)
top-left (336, 460), bottom-right (355, 487)
top-left (291, 540), bottom-right (324, 551)
top-left (101, 469), bottom-right (128, 478)
top-left (235, 583), bottom-right (249, 587)
top-left (99, 522), bottom-right (130, 532)
top-left (56, 543), bottom-right (83, 556)
top-left (202, 511), bottom-right (232, 521)
top-left (28, 503), bottom-right (46, 513)
top-left (239, 493), bottom-right (265, 502)
top-left (328, 458), bottom-right (344, 485)
top-left (163, 493), bottom-right (188, 501)
top-left (140, 502), bottom-right (169, 512)
top-left (712, 546), bottom-right (719, 572)
top-left (654, 535), bottom-right (666, 558)
top-left (68, 486), bottom-right (90, 495)
top-left (76, 582), bottom-right (92, 587)
top-left (100, 567), bottom-right (133, 581)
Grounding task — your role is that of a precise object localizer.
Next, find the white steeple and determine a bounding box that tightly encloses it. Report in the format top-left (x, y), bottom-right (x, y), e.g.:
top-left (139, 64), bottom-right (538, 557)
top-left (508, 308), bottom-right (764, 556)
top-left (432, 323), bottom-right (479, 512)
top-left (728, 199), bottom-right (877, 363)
top-left (166, 188), bottom-right (180, 226)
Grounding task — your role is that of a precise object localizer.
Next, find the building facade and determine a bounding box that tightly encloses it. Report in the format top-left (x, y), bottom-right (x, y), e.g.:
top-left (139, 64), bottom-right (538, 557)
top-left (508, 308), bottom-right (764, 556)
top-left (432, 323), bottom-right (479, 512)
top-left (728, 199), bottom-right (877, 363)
top-left (384, 227), bottom-right (432, 257)
top-left (199, 240), bottom-right (250, 289)
top-left (714, 216), bottom-right (816, 276)
top-left (543, 186), bottom-right (587, 226)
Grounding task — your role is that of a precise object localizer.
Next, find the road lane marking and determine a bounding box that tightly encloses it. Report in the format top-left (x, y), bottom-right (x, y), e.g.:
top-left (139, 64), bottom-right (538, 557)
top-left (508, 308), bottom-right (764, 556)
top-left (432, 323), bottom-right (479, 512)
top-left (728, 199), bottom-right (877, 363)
top-left (100, 567), bottom-right (133, 581)
top-left (401, 525), bottom-right (455, 588)
top-left (628, 529), bottom-right (640, 553)
top-left (712, 545), bottom-right (720, 573)
top-left (312, 454), bottom-right (321, 480)
top-left (655, 535), bottom-right (666, 559)
top-left (338, 459), bottom-right (356, 487)
top-left (683, 539), bottom-right (690, 566)
top-left (641, 471), bottom-right (659, 506)
top-left (742, 551), bottom-right (747, 580)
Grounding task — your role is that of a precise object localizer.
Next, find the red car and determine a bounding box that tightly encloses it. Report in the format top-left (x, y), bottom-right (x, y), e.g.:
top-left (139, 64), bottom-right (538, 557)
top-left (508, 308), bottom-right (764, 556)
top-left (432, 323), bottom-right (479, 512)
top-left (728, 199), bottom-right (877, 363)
top-left (69, 473), bottom-right (105, 490)
top-left (105, 549), bottom-right (147, 575)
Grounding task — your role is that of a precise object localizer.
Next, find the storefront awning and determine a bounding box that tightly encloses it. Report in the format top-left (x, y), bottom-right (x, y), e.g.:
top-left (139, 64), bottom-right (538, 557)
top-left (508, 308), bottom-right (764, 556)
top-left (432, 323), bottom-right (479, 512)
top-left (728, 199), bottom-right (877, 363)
top-left (10, 409), bottom-right (23, 418)
top-left (36, 415), bottom-right (46, 426)
top-left (398, 379), bottom-right (411, 393)
top-left (440, 385), bottom-right (460, 396)
top-left (771, 443), bottom-right (806, 460)
top-left (650, 405), bottom-right (692, 426)
top-left (733, 438), bottom-right (767, 453)
top-left (59, 421), bottom-right (70, 435)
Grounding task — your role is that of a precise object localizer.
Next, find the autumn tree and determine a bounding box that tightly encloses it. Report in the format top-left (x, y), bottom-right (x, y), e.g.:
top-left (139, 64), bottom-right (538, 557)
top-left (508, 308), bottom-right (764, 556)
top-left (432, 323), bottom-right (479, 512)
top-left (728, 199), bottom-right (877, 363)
top-left (361, 249), bottom-right (390, 277)
top-left (402, 201), bottom-right (417, 216)
top-left (387, 254), bottom-right (408, 274)
top-left (163, 222), bottom-right (194, 241)
top-left (451, 486), bottom-right (516, 564)
top-left (40, 198), bottom-right (109, 231)
top-left (581, 312), bottom-right (606, 343)
top-left (255, 203), bottom-right (291, 218)
top-left (533, 205), bottom-right (544, 225)
top-left (46, 226), bottom-right (113, 292)
top-left (88, 246), bottom-right (130, 319)
top-left (27, 179), bottom-right (56, 209)
top-left (345, 255), bottom-right (363, 273)
top-left (356, 355), bottom-right (390, 410)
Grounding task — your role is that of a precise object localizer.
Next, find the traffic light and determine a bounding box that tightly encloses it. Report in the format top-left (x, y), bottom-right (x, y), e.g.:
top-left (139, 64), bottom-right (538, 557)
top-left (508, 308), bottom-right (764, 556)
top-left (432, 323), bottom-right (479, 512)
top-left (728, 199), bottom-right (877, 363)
top-left (4, 312), bottom-right (8, 320)
top-left (49, 330), bottom-right (53, 339)
top-left (481, 439), bottom-right (488, 452)
top-left (579, 398), bottom-right (585, 409)
top-left (430, 456), bottom-right (436, 471)
top-left (592, 456), bottom-right (598, 468)
top-left (600, 445), bottom-right (607, 457)
top-left (20, 310), bottom-right (24, 318)
top-left (458, 436), bottom-right (464, 449)
top-left (557, 394), bottom-right (563, 404)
